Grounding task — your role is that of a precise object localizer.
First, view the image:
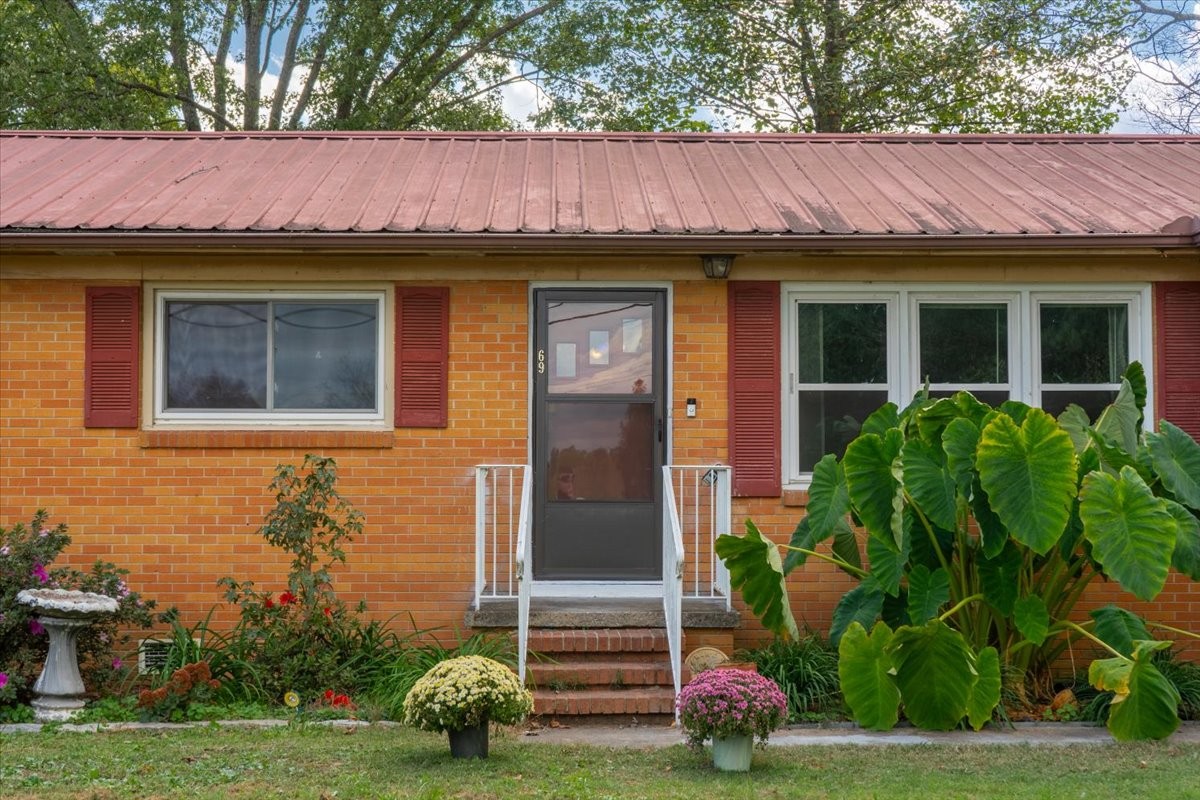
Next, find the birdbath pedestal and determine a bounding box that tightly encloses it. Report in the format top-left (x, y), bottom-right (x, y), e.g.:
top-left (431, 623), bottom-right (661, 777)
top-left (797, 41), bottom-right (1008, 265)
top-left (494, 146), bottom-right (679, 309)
top-left (16, 588), bottom-right (119, 722)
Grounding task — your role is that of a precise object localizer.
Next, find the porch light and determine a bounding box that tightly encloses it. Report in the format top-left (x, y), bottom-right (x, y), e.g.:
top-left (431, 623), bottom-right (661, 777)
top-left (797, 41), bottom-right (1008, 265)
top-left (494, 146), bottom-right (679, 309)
top-left (701, 254), bottom-right (735, 279)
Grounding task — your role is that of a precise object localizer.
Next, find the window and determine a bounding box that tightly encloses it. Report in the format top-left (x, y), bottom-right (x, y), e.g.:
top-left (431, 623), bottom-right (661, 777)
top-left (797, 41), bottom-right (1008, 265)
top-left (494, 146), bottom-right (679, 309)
top-left (784, 285), bottom-right (1149, 484)
top-left (153, 290), bottom-right (387, 424)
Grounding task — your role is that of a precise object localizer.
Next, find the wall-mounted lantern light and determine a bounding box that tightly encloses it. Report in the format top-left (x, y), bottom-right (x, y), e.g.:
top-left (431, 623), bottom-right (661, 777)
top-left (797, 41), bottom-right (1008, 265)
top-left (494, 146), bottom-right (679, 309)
top-left (701, 254), bottom-right (735, 279)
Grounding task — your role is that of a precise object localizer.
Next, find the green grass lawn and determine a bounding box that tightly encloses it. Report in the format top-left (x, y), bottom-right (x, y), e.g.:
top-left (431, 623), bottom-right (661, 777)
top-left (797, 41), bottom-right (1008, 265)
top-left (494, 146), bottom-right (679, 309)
top-left (2, 725), bottom-right (1198, 800)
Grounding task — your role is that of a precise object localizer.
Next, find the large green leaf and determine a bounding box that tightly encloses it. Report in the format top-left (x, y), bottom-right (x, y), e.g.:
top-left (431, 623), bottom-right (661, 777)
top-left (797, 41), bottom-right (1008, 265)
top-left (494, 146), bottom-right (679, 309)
top-left (1123, 361), bottom-right (1148, 431)
top-left (782, 516), bottom-right (819, 575)
top-left (806, 454), bottom-right (851, 540)
top-left (906, 565), bottom-right (950, 623)
top-left (861, 403), bottom-right (900, 438)
top-left (888, 620), bottom-right (976, 731)
top-left (970, 479), bottom-right (1008, 559)
top-left (830, 583), bottom-right (885, 647)
top-left (978, 542), bottom-right (1022, 617)
top-left (1093, 379), bottom-right (1140, 457)
top-left (902, 438), bottom-right (957, 532)
top-left (1166, 499), bottom-right (1200, 581)
top-left (715, 522), bottom-right (799, 640)
top-left (1013, 595), bottom-right (1050, 646)
top-left (844, 429), bottom-right (905, 550)
top-left (942, 417), bottom-right (981, 498)
top-left (837, 621), bottom-right (900, 731)
top-left (1080, 466), bottom-right (1177, 601)
top-left (1058, 403), bottom-right (1092, 454)
top-left (867, 531), bottom-right (907, 597)
top-left (914, 397), bottom-right (965, 446)
top-left (976, 408), bottom-right (1077, 555)
top-left (1090, 640), bottom-right (1181, 741)
top-left (1089, 605), bottom-right (1152, 657)
top-left (831, 520), bottom-right (863, 576)
top-left (966, 646), bottom-right (1001, 731)
top-left (1147, 421), bottom-right (1200, 510)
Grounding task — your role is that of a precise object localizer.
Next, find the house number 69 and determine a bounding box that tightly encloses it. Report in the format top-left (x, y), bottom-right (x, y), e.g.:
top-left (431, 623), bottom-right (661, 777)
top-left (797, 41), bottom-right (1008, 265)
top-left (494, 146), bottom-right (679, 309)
top-left (537, 349), bottom-right (546, 374)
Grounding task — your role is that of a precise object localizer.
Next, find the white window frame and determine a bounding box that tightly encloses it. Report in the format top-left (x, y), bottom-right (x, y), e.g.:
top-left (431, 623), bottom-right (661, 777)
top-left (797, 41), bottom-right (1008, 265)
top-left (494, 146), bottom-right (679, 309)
top-left (783, 283), bottom-right (1151, 487)
top-left (150, 287), bottom-right (389, 427)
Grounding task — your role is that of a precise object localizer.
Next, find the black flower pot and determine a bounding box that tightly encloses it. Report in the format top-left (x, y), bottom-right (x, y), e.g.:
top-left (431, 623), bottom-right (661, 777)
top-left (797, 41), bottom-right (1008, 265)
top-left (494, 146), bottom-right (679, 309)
top-left (448, 722), bottom-right (489, 759)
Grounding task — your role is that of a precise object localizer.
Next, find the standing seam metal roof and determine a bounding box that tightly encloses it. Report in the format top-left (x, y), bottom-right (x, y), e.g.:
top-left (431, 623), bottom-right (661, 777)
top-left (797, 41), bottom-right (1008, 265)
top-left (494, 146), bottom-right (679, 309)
top-left (0, 131), bottom-right (1197, 244)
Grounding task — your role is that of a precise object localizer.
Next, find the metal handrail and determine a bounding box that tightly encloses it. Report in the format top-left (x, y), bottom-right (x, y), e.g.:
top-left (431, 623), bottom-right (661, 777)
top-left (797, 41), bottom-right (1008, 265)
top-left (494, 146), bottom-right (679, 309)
top-left (661, 465), bottom-right (685, 721)
top-left (515, 466), bottom-right (533, 684)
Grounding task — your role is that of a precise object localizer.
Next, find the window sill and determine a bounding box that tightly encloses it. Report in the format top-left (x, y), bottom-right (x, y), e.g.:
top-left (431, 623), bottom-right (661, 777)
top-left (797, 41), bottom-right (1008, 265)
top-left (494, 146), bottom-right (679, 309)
top-left (139, 429), bottom-right (394, 450)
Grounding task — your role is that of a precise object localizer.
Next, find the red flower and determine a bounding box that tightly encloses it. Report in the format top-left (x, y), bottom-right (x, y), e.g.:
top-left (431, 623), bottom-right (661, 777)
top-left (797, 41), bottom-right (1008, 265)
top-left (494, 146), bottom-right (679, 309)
top-left (279, 591), bottom-right (297, 605)
top-left (324, 689), bottom-right (335, 702)
top-left (264, 597), bottom-right (275, 609)
top-left (323, 607), bottom-right (332, 617)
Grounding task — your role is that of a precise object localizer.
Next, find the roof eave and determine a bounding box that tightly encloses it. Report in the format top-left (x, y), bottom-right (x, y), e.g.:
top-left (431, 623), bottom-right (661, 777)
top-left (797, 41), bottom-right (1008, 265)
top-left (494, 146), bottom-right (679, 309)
top-left (1, 230), bottom-right (1198, 255)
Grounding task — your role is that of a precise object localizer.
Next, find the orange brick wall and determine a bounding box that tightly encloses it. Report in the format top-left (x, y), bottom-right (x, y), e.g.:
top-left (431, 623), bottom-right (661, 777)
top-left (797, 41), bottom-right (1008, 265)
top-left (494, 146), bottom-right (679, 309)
top-left (1, 275), bottom-right (1196, 658)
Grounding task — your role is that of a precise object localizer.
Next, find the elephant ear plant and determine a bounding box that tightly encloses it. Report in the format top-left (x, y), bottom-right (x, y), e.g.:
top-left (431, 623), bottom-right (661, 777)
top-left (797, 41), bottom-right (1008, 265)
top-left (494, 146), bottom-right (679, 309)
top-left (716, 363), bottom-right (1199, 741)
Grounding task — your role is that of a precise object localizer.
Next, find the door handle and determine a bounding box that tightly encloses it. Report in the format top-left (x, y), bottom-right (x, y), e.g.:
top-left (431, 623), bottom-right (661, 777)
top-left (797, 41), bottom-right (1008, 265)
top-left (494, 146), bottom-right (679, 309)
top-left (657, 418), bottom-right (663, 442)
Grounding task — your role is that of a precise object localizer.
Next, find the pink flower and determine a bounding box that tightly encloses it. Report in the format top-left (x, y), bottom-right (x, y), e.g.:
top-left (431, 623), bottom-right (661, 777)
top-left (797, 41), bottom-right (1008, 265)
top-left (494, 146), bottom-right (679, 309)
top-left (31, 563), bottom-right (48, 583)
top-left (29, 619), bottom-right (45, 636)
top-left (0, 545), bottom-right (10, 556)
top-left (112, 658), bottom-right (123, 670)
top-left (39, 528), bottom-right (50, 538)
top-left (0, 672), bottom-right (8, 689)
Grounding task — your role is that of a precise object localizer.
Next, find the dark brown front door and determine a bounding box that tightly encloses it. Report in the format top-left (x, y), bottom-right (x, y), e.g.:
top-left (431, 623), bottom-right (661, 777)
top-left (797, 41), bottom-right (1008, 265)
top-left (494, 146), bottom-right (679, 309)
top-left (533, 289), bottom-right (666, 580)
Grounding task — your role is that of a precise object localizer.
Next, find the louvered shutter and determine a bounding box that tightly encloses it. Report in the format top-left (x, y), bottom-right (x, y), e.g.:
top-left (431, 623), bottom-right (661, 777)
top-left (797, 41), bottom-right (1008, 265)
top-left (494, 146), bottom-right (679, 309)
top-left (395, 286), bottom-right (449, 428)
top-left (728, 281), bottom-right (781, 496)
top-left (1155, 282), bottom-right (1200, 438)
top-left (84, 286), bottom-right (140, 428)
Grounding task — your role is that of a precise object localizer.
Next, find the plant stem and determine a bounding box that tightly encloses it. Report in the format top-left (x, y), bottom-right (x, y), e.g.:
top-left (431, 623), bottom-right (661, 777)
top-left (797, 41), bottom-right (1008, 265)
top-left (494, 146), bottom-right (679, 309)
top-left (780, 545), bottom-right (869, 579)
top-left (1146, 621), bottom-right (1200, 640)
top-left (938, 593), bottom-right (984, 623)
top-left (1059, 621), bottom-right (1126, 659)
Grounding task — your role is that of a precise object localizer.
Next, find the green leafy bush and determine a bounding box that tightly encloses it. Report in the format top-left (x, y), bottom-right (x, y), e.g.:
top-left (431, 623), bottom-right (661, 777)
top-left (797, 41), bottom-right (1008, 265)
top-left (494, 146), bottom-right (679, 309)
top-left (717, 363), bottom-right (1199, 740)
top-left (740, 634), bottom-right (841, 722)
top-left (1, 510), bottom-right (155, 712)
top-left (212, 455), bottom-right (401, 702)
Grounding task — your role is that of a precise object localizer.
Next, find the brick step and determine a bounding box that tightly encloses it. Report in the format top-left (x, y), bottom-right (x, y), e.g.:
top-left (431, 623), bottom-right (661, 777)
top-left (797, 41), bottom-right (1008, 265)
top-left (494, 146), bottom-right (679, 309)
top-left (533, 686), bottom-right (678, 716)
top-left (526, 628), bottom-right (669, 655)
top-left (530, 660), bottom-right (689, 688)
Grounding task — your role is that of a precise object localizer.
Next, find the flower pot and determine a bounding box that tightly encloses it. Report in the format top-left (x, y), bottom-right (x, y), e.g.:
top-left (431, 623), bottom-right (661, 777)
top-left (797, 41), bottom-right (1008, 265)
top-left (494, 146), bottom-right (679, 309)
top-left (448, 722), bottom-right (489, 759)
top-left (711, 734), bottom-right (753, 771)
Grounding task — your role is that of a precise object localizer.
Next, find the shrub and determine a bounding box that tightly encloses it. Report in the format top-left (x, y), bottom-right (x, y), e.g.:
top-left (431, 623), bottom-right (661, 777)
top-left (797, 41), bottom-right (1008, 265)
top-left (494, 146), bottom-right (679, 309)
top-left (215, 455), bottom-right (401, 702)
top-left (1, 510), bottom-right (155, 711)
top-left (718, 363), bottom-right (1200, 741)
top-left (676, 668), bottom-right (788, 748)
top-left (137, 661), bottom-right (222, 722)
top-left (402, 655), bottom-right (532, 733)
top-left (741, 634), bottom-right (841, 721)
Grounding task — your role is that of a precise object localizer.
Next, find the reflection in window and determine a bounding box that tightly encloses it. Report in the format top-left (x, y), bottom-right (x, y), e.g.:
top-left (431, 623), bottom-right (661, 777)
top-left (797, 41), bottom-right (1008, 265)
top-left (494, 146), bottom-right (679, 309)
top-left (165, 299), bottom-right (378, 412)
top-left (1039, 303), bottom-right (1128, 420)
top-left (548, 301), bottom-right (653, 394)
top-left (547, 402), bottom-right (654, 501)
top-left (919, 303), bottom-right (1008, 385)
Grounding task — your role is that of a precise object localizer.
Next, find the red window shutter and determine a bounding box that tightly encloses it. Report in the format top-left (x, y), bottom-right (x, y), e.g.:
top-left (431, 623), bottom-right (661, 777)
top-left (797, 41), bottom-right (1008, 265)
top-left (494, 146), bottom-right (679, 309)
top-left (396, 286), bottom-right (449, 428)
top-left (84, 286), bottom-right (140, 428)
top-left (1155, 282), bottom-right (1200, 438)
top-left (728, 281), bottom-right (781, 497)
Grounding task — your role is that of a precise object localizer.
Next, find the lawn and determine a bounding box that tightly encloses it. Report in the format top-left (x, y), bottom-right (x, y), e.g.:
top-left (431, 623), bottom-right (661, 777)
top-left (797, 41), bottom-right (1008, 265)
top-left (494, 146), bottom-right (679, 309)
top-left (2, 725), bottom-right (1198, 800)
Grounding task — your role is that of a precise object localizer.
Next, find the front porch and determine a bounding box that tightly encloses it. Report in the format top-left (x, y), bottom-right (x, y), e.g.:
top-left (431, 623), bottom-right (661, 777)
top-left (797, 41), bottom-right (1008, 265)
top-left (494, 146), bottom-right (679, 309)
top-left (471, 464), bottom-right (740, 719)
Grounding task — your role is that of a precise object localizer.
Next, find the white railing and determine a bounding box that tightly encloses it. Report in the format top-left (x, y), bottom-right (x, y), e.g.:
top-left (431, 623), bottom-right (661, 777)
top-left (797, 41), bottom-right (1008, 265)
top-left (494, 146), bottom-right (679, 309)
top-left (515, 469), bottom-right (533, 684)
top-left (474, 465), bottom-right (529, 604)
top-left (666, 465), bottom-right (733, 609)
top-left (661, 465), bottom-right (685, 721)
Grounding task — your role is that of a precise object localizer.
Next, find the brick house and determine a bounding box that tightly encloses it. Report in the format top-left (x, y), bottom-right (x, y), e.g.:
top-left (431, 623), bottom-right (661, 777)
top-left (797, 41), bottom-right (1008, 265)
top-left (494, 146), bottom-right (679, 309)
top-left (1, 131), bottom-right (1197, 716)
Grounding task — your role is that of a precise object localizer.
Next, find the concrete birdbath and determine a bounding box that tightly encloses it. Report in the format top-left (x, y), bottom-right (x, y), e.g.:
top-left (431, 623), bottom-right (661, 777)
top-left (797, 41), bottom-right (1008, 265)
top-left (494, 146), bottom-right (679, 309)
top-left (16, 588), bottom-right (119, 722)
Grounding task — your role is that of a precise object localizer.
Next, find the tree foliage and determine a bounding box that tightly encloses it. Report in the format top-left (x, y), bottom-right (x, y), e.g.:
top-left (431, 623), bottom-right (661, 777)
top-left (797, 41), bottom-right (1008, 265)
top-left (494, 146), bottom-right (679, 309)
top-left (0, 0), bottom-right (620, 131)
top-left (1123, 1), bottom-right (1200, 133)
top-left (544, 0), bottom-right (1134, 132)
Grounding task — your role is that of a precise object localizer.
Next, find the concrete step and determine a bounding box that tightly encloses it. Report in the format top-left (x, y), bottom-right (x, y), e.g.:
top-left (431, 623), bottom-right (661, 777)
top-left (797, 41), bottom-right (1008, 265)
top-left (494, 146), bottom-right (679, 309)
top-left (533, 686), bottom-right (678, 716)
top-left (530, 660), bottom-right (689, 688)
top-left (527, 628), bottom-right (668, 655)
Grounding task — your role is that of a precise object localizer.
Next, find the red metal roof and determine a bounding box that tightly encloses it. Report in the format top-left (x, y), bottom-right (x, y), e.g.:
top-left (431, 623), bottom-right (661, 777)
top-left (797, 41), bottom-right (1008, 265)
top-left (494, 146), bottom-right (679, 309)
top-left (1, 131), bottom-right (1197, 248)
